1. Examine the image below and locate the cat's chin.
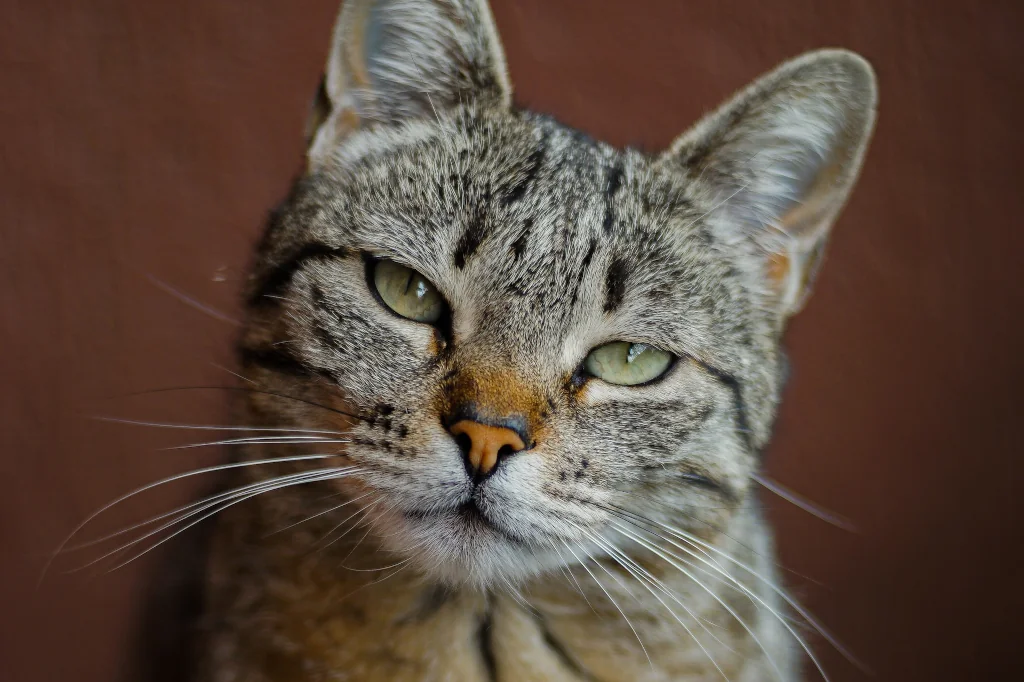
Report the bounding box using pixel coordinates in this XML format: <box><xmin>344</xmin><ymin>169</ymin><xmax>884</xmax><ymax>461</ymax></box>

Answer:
<box><xmin>367</xmin><ymin>500</ymin><xmax>560</xmax><ymax>588</ymax></box>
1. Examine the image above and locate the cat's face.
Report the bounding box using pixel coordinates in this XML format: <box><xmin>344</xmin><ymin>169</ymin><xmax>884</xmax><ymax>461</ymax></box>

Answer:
<box><xmin>240</xmin><ymin>0</ymin><xmax>875</xmax><ymax>587</ymax></box>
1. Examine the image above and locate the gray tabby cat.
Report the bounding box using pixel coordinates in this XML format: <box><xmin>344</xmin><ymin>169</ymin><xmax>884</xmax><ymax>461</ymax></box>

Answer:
<box><xmin>199</xmin><ymin>1</ymin><xmax>877</xmax><ymax>679</ymax></box>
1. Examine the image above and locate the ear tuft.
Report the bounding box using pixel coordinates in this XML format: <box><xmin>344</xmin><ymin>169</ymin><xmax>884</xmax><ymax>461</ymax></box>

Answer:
<box><xmin>661</xmin><ymin>49</ymin><xmax>877</xmax><ymax>318</ymax></box>
<box><xmin>309</xmin><ymin>0</ymin><xmax>511</xmax><ymax>167</ymax></box>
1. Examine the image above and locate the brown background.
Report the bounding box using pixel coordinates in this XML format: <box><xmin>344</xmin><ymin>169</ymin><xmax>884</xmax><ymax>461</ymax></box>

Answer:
<box><xmin>2</xmin><ymin>1</ymin><xmax>1022</xmax><ymax>680</ymax></box>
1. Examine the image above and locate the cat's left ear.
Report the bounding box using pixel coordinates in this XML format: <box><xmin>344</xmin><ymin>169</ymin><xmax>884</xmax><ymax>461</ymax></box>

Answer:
<box><xmin>659</xmin><ymin>50</ymin><xmax>877</xmax><ymax>319</ymax></box>
<box><xmin>307</xmin><ymin>0</ymin><xmax>511</xmax><ymax>167</ymax></box>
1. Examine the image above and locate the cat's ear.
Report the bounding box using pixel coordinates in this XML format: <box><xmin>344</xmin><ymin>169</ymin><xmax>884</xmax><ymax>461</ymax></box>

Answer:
<box><xmin>307</xmin><ymin>0</ymin><xmax>511</xmax><ymax>166</ymax></box>
<box><xmin>660</xmin><ymin>50</ymin><xmax>877</xmax><ymax>319</ymax></box>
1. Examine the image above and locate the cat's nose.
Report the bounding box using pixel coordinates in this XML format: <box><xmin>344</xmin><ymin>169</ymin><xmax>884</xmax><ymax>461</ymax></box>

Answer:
<box><xmin>448</xmin><ymin>419</ymin><xmax>527</xmax><ymax>480</ymax></box>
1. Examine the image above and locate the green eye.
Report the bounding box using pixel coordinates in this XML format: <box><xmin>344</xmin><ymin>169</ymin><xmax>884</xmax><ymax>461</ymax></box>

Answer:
<box><xmin>372</xmin><ymin>259</ymin><xmax>446</xmax><ymax>324</ymax></box>
<box><xmin>583</xmin><ymin>342</ymin><xmax>674</xmax><ymax>386</ymax></box>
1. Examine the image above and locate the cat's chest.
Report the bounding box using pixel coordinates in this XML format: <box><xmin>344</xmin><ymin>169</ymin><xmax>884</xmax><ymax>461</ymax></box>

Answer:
<box><xmin>218</xmin><ymin>555</ymin><xmax>781</xmax><ymax>682</ymax></box>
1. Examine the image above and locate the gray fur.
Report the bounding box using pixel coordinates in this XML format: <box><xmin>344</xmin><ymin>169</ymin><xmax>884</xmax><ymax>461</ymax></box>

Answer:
<box><xmin>203</xmin><ymin>1</ymin><xmax>877</xmax><ymax>679</ymax></box>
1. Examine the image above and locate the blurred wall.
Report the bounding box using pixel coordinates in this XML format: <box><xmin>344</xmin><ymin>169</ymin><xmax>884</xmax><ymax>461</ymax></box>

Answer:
<box><xmin>2</xmin><ymin>1</ymin><xmax>1021</xmax><ymax>680</ymax></box>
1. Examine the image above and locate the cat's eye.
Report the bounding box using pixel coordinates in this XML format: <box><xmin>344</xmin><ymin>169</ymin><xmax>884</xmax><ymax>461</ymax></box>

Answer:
<box><xmin>372</xmin><ymin>259</ymin><xmax>446</xmax><ymax>324</ymax></box>
<box><xmin>583</xmin><ymin>342</ymin><xmax>674</xmax><ymax>386</ymax></box>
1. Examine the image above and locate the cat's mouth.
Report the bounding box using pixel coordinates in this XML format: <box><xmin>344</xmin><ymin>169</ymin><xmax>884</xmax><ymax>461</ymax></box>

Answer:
<box><xmin>374</xmin><ymin>477</ymin><xmax>579</xmax><ymax>586</ymax></box>
<box><xmin>455</xmin><ymin>499</ymin><xmax>494</xmax><ymax>528</ymax></box>
<box><xmin>402</xmin><ymin>497</ymin><xmax>524</xmax><ymax>544</ymax></box>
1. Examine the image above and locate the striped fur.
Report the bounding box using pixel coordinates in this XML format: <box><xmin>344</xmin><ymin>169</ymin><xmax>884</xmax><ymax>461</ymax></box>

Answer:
<box><xmin>197</xmin><ymin>1</ymin><xmax>877</xmax><ymax>680</ymax></box>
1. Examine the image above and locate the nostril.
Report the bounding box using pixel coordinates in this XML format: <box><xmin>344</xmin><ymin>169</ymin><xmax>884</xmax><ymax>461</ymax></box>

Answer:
<box><xmin>496</xmin><ymin>444</ymin><xmax>516</xmax><ymax>460</ymax></box>
<box><xmin>454</xmin><ymin>432</ymin><xmax>472</xmax><ymax>457</ymax></box>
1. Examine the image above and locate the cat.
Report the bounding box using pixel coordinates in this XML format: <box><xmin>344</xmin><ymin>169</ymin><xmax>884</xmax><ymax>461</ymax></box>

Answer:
<box><xmin>193</xmin><ymin>1</ymin><xmax>877</xmax><ymax>680</ymax></box>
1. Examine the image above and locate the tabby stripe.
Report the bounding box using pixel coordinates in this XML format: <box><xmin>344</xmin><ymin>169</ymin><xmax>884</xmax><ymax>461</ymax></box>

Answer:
<box><xmin>601</xmin><ymin>160</ymin><xmax>624</xmax><ymax>234</ymax></box>
<box><xmin>398</xmin><ymin>586</ymin><xmax>450</xmax><ymax>625</ymax></box>
<box><xmin>569</xmin><ymin>236</ymin><xmax>599</xmax><ymax>308</ymax></box>
<box><xmin>692</xmin><ymin>360</ymin><xmax>755</xmax><ymax>455</ymax></box>
<box><xmin>602</xmin><ymin>256</ymin><xmax>628</xmax><ymax>313</ymax></box>
<box><xmin>237</xmin><ymin>345</ymin><xmax>312</xmax><ymax>379</ymax></box>
<box><xmin>510</xmin><ymin>218</ymin><xmax>532</xmax><ymax>260</ymax></box>
<box><xmin>453</xmin><ymin>209</ymin><xmax>489</xmax><ymax>269</ymax></box>
<box><xmin>501</xmin><ymin>128</ymin><xmax>549</xmax><ymax>207</ymax></box>
<box><xmin>477</xmin><ymin>612</ymin><xmax>498</xmax><ymax>682</ymax></box>
<box><xmin>250</xmin><ymin>243</ymin><xmax>350</xmax><ymax>304</ymax></box>
<box><xmin>535</xmin><ymin>615</ymin><xmax>600</xmax><ymax>681</ymax></box>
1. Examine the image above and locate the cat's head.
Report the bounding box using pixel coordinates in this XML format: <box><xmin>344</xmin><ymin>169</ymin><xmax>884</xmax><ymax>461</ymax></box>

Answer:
<box><xmin>240</xmin><ymin>0</ymin><xmax>876</xmax><ymax>587</ymax></box>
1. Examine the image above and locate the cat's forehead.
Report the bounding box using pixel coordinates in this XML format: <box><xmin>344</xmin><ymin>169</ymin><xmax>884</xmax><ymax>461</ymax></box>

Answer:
<box><xmin>313</xmin><ymin>108</ymin><xmax>738</xmax><ymax>354</ymax></box>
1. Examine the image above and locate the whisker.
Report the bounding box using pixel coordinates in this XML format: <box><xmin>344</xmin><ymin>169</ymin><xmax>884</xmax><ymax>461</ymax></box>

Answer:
<box><xmin>370</xmin><ymin>560</ymin><xmax>414</xmax><ymax>585</ymax></box>
<box><xmin>607</xmin><ymin>521</ymin><xmax>782</xmax><ymax>682</ymax></box>
<box><xmin>163</xmin><ymin>436</ymin><xmax>351</xmax><ymax>451</ymax></box>
<box><xmin>338</xmin><ymin>498</ymin><xmax>403</xmax><ymax>564</ymax></box>
<box><xmin>266</xmin><ymin>491</ymin><xmax>373</xmax><ymax>537</ymax></box>
<box><xmin>753</xmin><ymin>474</ymin><xmax>857</xmax><ymax>532</ymax></box>
<box><xmin>68</xmin><ymin>467</ymin><xmax>359</xmax><ymax>574</ymax></box>
<box><xmin>142</xmin><ymin>271</ymin><xmax>240</xmax><ymax>326</ymax></box>
<box><xmin>98</xmin><ymin>467</ymin><xmax>360</xmax><ymax>574</ymax></box>
<box><xmin>611</xmin><ymin>494</ymin><xmax>824</xmax><ymax>586</ymax></box>
<box><xmin>577</xmin><ymin>525</ymin><xmax>732</xmax><ymax>681</ymax></box>
<box><xmin>111</xmin><ymin>385</ymin><xmax>369</xmax><ymax>425</ymax></box>
<box><xmin>604</xmin><ymin>508</ymin><xmax>840</xmax><ymax>680</ymax></box>
<box><xmin>63</xmin><ymin>469</ymin><xmax>349</xmax><ymax>553</ymax></box>
<box><xmin>500</xmin><ymin>574</ymin><xmax>533</xmax><ymax>612</ymax></box>
<box><xmin>336</xmin><ymin>552</ymin><xmax>418</xmax><ymax>603</ymax></box>
<box><xmin>585</xmin><ymin>526</ymin><xmax>737</xmax><ymax>643</ymax></box>
<box><xmin>209</xmin><ymin>362</ymin><xmax>258</xmax><ymax>385</ymax></box>
<box><xmin>666</xmin><ymin>524</ymin><xmax>865</xmax><ymax>676</ymax></box>
<box><xmin>94</xmin><ymin>416</ymin><xmax>347</xmax><ymax>436</ymax></box>
<box><xmin>549</xmin><ymin>541</ymin><xmax>598</xmax><ymax>615</ymax></box>
<box><xmin>561</xmin><ymin>538</ymin><xmax>653</xmax><ymax>668</ymax></box>
<box><xmin>40</xmin><ymin>453</ymin><xmax>343</xmax><ymax>586</ymax></box>
<box><xmin>340</xmin><ymin>555</ymin><xmax>413</xmax><ymax>573</ymax></box>
<box><xmin>318</xmin><ymin>497</ymin><xmax>385</xmax><ymax>552</ymax></box>
<box><xmin>598</xmin><ymin>503</ymin><xmax>752</xmax><ymax>590</ymax></box>
<box><xmin>260</xmin><ymin>294</ymin><xmax>300</xmax><ymax>304</ymax></box>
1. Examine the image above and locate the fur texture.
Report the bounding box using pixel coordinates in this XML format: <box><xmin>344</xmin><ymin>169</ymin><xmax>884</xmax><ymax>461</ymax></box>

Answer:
<box><xmin>197</xmin><ymin>1</ymin><xmax>877</xmax><ymax>680</ymax></box>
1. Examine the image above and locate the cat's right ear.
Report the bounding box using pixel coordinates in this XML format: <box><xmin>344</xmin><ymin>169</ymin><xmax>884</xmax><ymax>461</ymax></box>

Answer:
<box><xmin>657</xmin><ymin>50</ymin><xmax>877</xmax><ymax>320</ymax></box>
<box><xmin>307</xmin><ymin>0</ymin><xmax>512</xmax><ymax>167</ymax></box>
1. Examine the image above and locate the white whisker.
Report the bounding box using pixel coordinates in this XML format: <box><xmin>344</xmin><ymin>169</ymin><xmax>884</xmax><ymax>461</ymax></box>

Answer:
<box><xmin>753</xmin><ymin>474</ymin><xmax>856</xmax><ymax>532</ymax></box>
<box><xmin>97</xmin><ymin>467</ymin><xmax>360</xmax><ymax>574</ymax></box>
<box><xmin>94</xmin><ymin>416</ymin><xmax>347</xmax><ymax>436</ymax></box>
<box><xmin>64</xmin><ymin>469</ymin><xmax>354</xmax><ymax>553</ymax></box>
<box><xmin>142</xmin><ymin>271</ymin><xmax>241</xmax><ymax>326</ymax></box>
<box><xmin>266</xmin><ymin>491</ymin><xmax>373</xmax><ymax>537</ymax></box>
<box><xmin>549</xmin><ymin>541</ymin><xmax>598</xmax><ymax>615</ymax></box>
<box><xmin>611</xmin><ymin>515</ymin><xmax>833</xmax><ymax>681</ymax></box>
<box><xmin>40</xmin><ymin>454</ymin><xmax>343</xmax><ymax>586</ymax></box>
<box><xmin>209</xmin><ymin>362</ymin><xmax>258</xmax><ymax>385</ymax></box>
<box><xmin>609</xmin><ymin>521</ymin><xmax>782</xmax><ymax>681</ymax></box>
<box><xmin>561</xmin><ymin>538</ymin><xmax>653</xmax><ymax>668</ymax></box>
<box><xmin>339</xmin><ymin>498</ymin><xmax>403</xmax><ymax>565</ymax></box>
<box><xmin>319</xmin><ymin>497</ymin><xmax>385</xmax><ymax>552</ymax></box>
<box><xmin>579</xmin><ymin>525</ymin><xmax>732</xmax><ymax>680</ymax></box>
<box><xmin>163</xmin><ymin>436</ymin><xmax>351</xmax><ymax>451</ymax></box>
<box><xmin>341</xmin><ymin>554</ymin><xmax>413</xmax><ymax>573</ymax></box>
<box><xmin>500</xmin><ymin>574</ymin><xmax>532</xmax><ymax>612</ymax></box>
<box><xmin>69</xmin><ymin>467</ymin><xmax>358</xmax><ymax>574</ymax></box>
<box><xmin>665</xmin><ymin>522</ymin><xmax>864</xmax><ymax>675</ymax></box>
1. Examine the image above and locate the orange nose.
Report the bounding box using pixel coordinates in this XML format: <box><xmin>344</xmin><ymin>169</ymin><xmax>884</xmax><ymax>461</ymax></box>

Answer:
<box><xmin>449</xmin><ymin>420</ymin><xmax>526</xmax><ymax>479</ymax></box>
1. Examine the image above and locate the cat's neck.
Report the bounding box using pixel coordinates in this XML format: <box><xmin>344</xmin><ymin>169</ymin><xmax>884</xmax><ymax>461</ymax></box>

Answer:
<box><xmin>201</xmin><ymin>489</ymin><xmax>792</xmax><ymax>681</ymax></box>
